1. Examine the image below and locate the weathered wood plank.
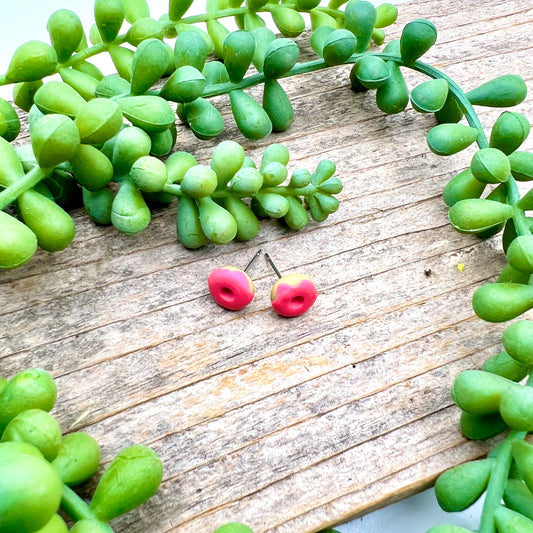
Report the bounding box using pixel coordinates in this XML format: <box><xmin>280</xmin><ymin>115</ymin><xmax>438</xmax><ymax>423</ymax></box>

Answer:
<box><xmin>1</xmin><ymin>0</ymin><xmax>533</xmax><ymax>532</ymax></box>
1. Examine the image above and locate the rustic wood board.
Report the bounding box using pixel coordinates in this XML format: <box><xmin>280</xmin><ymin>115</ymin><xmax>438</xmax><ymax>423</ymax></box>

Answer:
<box><xmin>2</xmin><ymin>0</ymin><xmax>533</xmax><ymax>531</ymax></box>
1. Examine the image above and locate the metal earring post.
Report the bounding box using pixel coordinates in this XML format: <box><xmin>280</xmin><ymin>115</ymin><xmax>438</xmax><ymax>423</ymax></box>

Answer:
<box><xmin>244</xmin><ymin>248</ymin><xmax>262</xmax><ymax>273</ymax></box>
<box><xmin>264</xmin><ymin>252</ymin><xmax>282</xmax><ymax>279</ymax></box>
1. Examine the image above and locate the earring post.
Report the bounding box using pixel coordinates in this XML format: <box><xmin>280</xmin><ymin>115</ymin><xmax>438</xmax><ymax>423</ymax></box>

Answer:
<box><xmin>264</xmin><ymin>252</ymin><xmax>282</xmax><ymax>279</ymax></box>
<box><xmin>244</xmin><ymin>248</ymin><xmax>262</xmax><ymax>272</ymax></box>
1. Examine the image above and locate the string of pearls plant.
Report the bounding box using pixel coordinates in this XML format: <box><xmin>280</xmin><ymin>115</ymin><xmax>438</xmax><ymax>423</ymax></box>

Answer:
<box><xmin>1</xmin><ymin>0</ymin><xmax>533</xmax><ymax>532</ymax></box>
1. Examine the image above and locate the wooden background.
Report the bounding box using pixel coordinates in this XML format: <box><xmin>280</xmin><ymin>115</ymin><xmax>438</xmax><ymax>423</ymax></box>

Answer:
<box><xmin>2</xmin><ymin>0</ymin><xmax>533</xmax><ymax>531</ymax></box>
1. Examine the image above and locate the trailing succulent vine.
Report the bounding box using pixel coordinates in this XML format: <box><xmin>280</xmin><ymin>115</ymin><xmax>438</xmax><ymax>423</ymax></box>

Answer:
<box><xmin>0</xmin><ymin>369</ymin><xmax>163</xmax><ymax>533</ymax></box>
<box><xmin>1</xmin><ymin>0</ymin><xmax>533</xmax><ymax>532</ymax></box>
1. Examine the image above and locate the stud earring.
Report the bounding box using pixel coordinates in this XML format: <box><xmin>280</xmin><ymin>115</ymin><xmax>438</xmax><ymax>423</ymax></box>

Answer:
<box><xmin>208</xmin><ymin>249</ymin><xmax>262</xmax><ymax>310</ymax></box>
<box><xmin>264</xmin><ymin>253</ymin><xmax>318</xmax><ymax>317</ymax></box>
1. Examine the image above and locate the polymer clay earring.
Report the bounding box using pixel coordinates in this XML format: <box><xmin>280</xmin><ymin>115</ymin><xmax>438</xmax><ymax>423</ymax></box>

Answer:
<box><xmin>208</xmin><ymin>249</ymin><xmax>261</xmax><ymax>310</ymax></box>
<box><xmin>265</xmin><ymin>253</ymin><xmax>318</xmax><ymax>317</ymax></box>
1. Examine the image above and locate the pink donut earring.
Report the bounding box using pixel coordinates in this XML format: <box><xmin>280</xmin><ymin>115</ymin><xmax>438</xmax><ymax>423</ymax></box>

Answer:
<box><xmin>265</xmin><ymin>253</ymin><xmax>318</xmax><ymax>317</ymax></box>
<box><xmin>208</xmin><ymin>249</ymin><xmax>261</xmax><ymax>310</ymax></box>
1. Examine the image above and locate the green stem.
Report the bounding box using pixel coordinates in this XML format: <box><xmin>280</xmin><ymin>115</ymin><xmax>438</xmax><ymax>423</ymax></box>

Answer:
<box><xmin>0</xmin><ymin>39</ymin><xmax>125</xmax><ymax>86</ymax></box>
<box><xmin>511</xmin><ymin>208</ymin><xmax>531</xmax><ymax>238</ymax></box>
<box><xmin>63</xmin><ymin>41</ymin><xmax>116</xmax><ymax>69</ymax></box>
<box><xmin>0</xmin><ymin>2</ymin><xmax>350</xmax><ymax>84</ymax></box>
<box><xmin>162</xmin><ymin>183</ymin><xmax>317</xmax><ymax>198</ymax></box>
<box><xmin>390</xmin><ymin>56</ymin><xmax>529</xmax><ymax>239</ymax></box>
<box><xmin>201</xmin><ymin>51</ymin><xmax>490</xmax><ymax>150</ymax></box>
<box><xmin>200</xmin><ymin>58</ymin><xmax>329</xmax><ymax>98</ymax></box>
<box><xmin>0</xmin><ymin>166</ymin><xmax>53</xmax><ymax>210</ymax></box>
<box><xmin>507</xmin><ymin>177</ymin><xmax>522</xmax><ymax>206</ymax></box>
<box><xmin>479</xmin><ymin>430</ymin><xmax>526</xmax><ymax>533</ymax></box>
<box><xmin>260</xmin><ymin>185</ymin><xmax>317</xmax><ymax>196</ymax></box>
<box><xmin>61</xmin><ymin>484</ymin><xmax>98</xmax><ymax>522</ymax></box>
<box><xmin>179</xmin><ymin>6</ymin><xmax>253</xmax><ymax>24</ymax></box>
<box><xmin>478</xmin><ymin>373</ymin><xmax>533</xmax><ymax>533</ymax></box>
<box><xmin>375</xmin><ymin>54</ymin><xmax>490</xmax><ymax>149</ymax></box>
<box><xmin>315</xmin><ymin>5</ymin><xmax>346</xmax><ymax>19</ymax></box>
<box><xmin>507</xmin><ymin>178</ymin><xmax>532</xmax><ymax>236</ymax></box>
<box><xmin>163</xmin><ymin>183</ymin><xmax>182</xmax><ymax>196</ymax></box>
<box><xmin>176</xmin><ymin>3</ymin><xmax>345</xmax><ymax>24</ymax></box>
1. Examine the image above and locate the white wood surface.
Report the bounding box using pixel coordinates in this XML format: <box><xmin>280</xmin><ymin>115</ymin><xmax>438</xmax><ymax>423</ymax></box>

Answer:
<box><xmin>1</xmin><ymin>0</ymin><xmax>533</xmax><ymax>531</ymax></box>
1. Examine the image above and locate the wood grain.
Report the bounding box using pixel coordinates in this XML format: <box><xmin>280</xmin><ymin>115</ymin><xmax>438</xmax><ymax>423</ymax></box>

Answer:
<box><xmin>1</xmin><ymin>0</ymin><xmax>533</xmax><ymax>531</ymax></box>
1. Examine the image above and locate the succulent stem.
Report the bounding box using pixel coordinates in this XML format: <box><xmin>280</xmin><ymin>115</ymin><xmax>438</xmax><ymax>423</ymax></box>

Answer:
<box><xmin>61</xmin><ymin>484</ymin><xmax>101</xmax><ymax>522</ymax></box>
<box><xmin>0</xmin><ymin>166</ymin><xmax>53</xmax><ymax>210</ymax></box>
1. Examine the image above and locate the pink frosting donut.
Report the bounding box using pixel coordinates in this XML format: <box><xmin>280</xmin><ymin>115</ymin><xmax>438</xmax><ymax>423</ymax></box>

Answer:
<box><xmin>208</xmin><ymin>267</ymin><xmax>255</xmax><ymax>310</ymax></box>
<box><xmin>270</xmin><ymin>273</ymin><xmax>318</xmax><ymax>317</ymax></box>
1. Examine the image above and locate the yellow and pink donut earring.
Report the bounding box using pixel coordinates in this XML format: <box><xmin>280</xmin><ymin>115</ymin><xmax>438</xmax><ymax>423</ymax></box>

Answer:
<box><xmin>265</xmin><ymin>253</ymin><xmax>318</xmax><ymax>317</ymax></box>
<box><xmin>208</xmin><ymin>249</ymin><xmax>261</xmax><ymax>311</ymax></box>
